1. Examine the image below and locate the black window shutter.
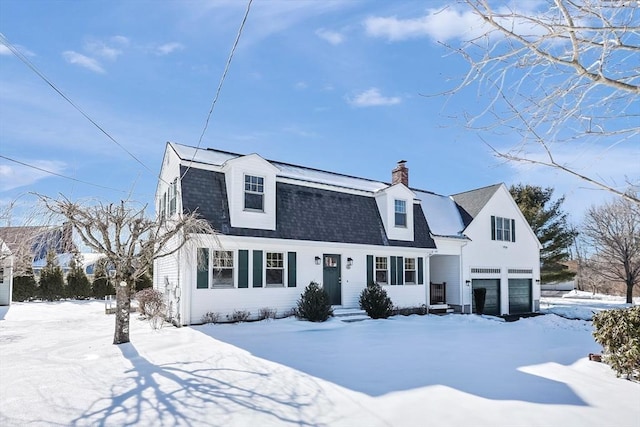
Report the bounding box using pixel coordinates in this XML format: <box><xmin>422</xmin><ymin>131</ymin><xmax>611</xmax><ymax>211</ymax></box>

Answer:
<box><xmin>196</xmin><ymin>248</ymin><xmax>209</xmax><ymax>289</ymax></box>
<box><xmin>511</xmin><ymin>219</ymin><xmax>516</xmax><ymax>242</ymax></box>
<box><xmin>390</xmin><ymin>256</ymin><xmax>397</xmax><ymax>285</ymax></box>
<box><xmin>252</xmin><ymin>250</ymin><xmax>263</xmax><ymax>288</ymax></box>
<box><xmin>366</xmin><ymin>255</ymin><xmax>373</xmax><ymax>285</ymax></box>
<box><xmin>418</xmin><ymin>257</ymin><xmax>424</xmax><ymax>285</ymax></box>
<box><xmin>287</xmin><ymin>252</ymin><xmax>297</xmax><ymax>287</ymax></box>
<box><xmin>238</xmin><ymin>250</ymin><xmax>248</xmax><ymax>288</ymax></box>
<box><xmin>491</xmin><ymin>215</ymin><xmax>496</xmax><ymax>240</ymax></box>
<box><xmin>397</xmin><ymin>256</ymin><xmax>404</xmax><ymax>285</ymax></box>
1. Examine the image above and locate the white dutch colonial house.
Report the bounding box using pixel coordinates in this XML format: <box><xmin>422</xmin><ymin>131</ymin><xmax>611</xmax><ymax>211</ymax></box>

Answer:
<box><xmin>154</xmin><ymin>142</ymin><xmax>541</xmax><ymax>325</ymax></box>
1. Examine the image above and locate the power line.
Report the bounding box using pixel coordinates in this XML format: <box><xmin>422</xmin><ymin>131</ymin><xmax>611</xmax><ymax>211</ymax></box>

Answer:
<box><xmin>0</xmin><ymin>33</ymin><xmax>168</xmax><ymax>187</ymax></box>
<box><xmin>0</xmin><ymin>154</ymin><xmax>129</xmax><ymax>193</ymax></box>
<box><xmin>180</xmin><ymin>0</ymin><xmax>253</xmax><ymax>181</ymax></box>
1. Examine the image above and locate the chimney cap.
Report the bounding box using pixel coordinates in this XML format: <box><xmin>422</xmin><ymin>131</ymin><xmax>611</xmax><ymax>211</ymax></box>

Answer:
<box><xmin>397</xmin><ymin>160</ymin><xmax>407</xmax><ymax>165</ymax></box>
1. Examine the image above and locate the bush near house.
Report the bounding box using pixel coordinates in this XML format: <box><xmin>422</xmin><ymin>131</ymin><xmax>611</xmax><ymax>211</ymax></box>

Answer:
<box><xmin>11</xmin><ymin>275</ymin><xmax>38</xmax><ymax>302</ymax></box>
<box><xmin>296</xmin><ymin>281</ymin><xmax>333</xmax><ymax>322</ymax></box>
<box><xmin>359</xmin><ymin>282</ymin><xmax>394</xmax><ymax>319</ymax></box>
<box><xmin>593</xmin><ymin>306</ymin><xmax>640</xmax><ymax>381</ymax></box>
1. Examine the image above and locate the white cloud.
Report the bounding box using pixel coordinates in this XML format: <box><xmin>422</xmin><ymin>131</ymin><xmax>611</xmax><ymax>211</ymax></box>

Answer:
<box><xmin>348</xmin><ymin>88</ymin><xmax>401</xmax><ymax>107</ymax></box>
<box><xmin>0</xmin><ymin>159</ymin><xmax>67</xmax><ymax>191</ymax></box>
<box><xmin>0</xmin><ymin>45</ymin><xmax>11</xmax><ymax>55</ymax></box>
<box><xmin>315</xmin><ymin>28</ymin><xmax>344</xmax><ymax>45</ymax></box>
<box><xmin>294</xmin><ymin>81</ymin><xmax>308</xmax><ymax>90</ymax></box>
<box><xmin>364</xmin><ymin>4</ymin><xmax>548</xmax><ymax>42</ymax></box>
<box><xmin>84</xmin><ymin>36</ymin><xmax>129</xmax><ymax>60</ymax></box>
<box><xmin>156</xmin><ymin>42</ymin><xmax>184</xmax><ymax>55</ymax></box>
<box><xmin>364</xmin><ymin>8</ymin><xmax>485</xmax><ymax>42</ymax></box>
<box><xmin>62</xmin><ymin>51</ymin><xmax>105</xmax><ymax>73</ymax></box>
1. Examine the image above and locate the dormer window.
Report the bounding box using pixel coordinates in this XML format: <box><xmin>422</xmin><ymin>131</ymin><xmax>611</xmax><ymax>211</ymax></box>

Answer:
<box><xmin>394</xmin><ymin>199</ymin><xmax>407</xmax><ymax>227</ymax></box>
<box><xmin>244</xmin><ymin>175</ymin><xmax>264</xmax><ymax>211</ymax></box>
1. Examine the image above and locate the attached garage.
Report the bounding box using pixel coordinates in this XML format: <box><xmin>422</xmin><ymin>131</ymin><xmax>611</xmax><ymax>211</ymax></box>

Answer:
<box><xmin>472</xmin><ymin>279</ymin><xmax>500</xmax><ymax>316</ymax></box>
<box><xmin>508</xmin><ymin>279</ymin><xmax>532</xmax><ymax>314</ymax></box>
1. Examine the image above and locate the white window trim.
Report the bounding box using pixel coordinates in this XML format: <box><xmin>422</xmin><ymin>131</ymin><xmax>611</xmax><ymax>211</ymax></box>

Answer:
<box><xmin>243</xmin><ymin>174</ymin><xmax>265</xmax><ymax>212</ymax></box>
<box><xmin>265</xmin><ymin>251</ymin><xmax>285</xmax><ymax>287</ymax></box>
<box><xmin>404</xmin><ymin>257</ymin><xmax>416</xmax><ymax>284</ymax></box>
<box><xmin>211</xmin><ymin>250</ymin><xmax>234</xmax><ymax>289</ymax></box>
<box><xmin>394</xmin><ymin>199</ymin><xmax>407</xmax><ymax>228</ymax></box>
<box><xmin>375</xmin><ymin>256</ymin><xmax>388</xmax><ymax>284</ymax></box>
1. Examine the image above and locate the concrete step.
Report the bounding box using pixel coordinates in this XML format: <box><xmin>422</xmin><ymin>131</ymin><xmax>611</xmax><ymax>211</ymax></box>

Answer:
<box><xmin>333</xmin><ymin>307</ymin><xmax>370</xmax><ymax>322</ymax></box>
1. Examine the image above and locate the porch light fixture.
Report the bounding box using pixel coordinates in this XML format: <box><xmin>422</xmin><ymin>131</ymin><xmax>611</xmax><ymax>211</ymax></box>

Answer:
<box><xmin>315</xmin><ymin>256</ymin><xmax>321</xmax><ymax>265</ymax></box>
<box><xmin>465</xmin><ymin>280</ymin><xmax>471</xmax><ymax>285</ymax></box>
<box><xmin>346</xmin><ymin>257</ymin><xmax>353</xmax><ymax>269</ymax></box>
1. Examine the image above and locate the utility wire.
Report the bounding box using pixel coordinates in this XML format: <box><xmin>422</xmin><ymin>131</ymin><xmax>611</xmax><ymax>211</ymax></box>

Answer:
<box><xmin>180</xmin><ymin>0</ymin><xmax>253</xmax><ymax>181</ymax></box>
<box><xmin>0</xmin><ymin>33</ymin><xmax>168</xmax><ymax>186</ymax></box>
<box><xmin>0</xmin><ymin>154</ymin><xmax>129</xmax><ymax>193</ymax></box>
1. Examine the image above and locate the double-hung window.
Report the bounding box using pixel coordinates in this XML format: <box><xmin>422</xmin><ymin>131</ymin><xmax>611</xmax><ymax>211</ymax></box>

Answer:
<box><xmin>375</xmin><ymin>256</ymin><xmax>388</xmax><ymax>284</ymax></box>
<box><xmin>394</xmin><ymin>199</ymin><xmax>407</xmax><ymax>227</ymax></box>
<box><xmin>492</xmin><ymin>216</ymin><xmax>515</xmax><ymax>242</ymax></box>
<box><xmin>212</xmin><ymin>251</ymin><xmax>234</xmax><ymax>288</ymax></box>
<box><xmin>404</xmin><ymin>258</ymin><xmax>416</xmax><ymax>284</ymax></box>
<box><xmin>244</xmin><ymin>175</ymin><xmax>264</xmax><ymax>211</ymax></box>
<box><xmin>266</xmin><ymin>252</ymin><xmax>284</xmax><ymax>286</ymax></box>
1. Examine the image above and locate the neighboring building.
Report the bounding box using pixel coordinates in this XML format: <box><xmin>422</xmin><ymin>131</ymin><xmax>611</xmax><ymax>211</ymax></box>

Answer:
<box><xmin>0</xmin><ymin>238</ymin><xmax>13</xmax><ymax>305</ymax></box>
<box><xmin>0</xmin><ymin>225</ymin><xmax>102</xmax><ymax>280</ymax></box>
<box><xmin>154</xmin><ymin>142</ymin><xmax>541</xmax><ymax>325</ymax></box>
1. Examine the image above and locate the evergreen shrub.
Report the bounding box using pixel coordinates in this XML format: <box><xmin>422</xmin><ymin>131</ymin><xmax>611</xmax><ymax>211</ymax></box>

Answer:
<box><xmin>359</xmin><ymin>282</ymin><xmax>394</xmax><ymax>319</ymax></box>
<box><xmin>12</xmin><ymin>275</ymin><xmax>38</xmax><ymax>302</ymax></box>
<box><xmin>593</xmin><ymin>306</ymin><xmax>640</xmax><ymax>381</ymax></box>
<box><xmin>296</xmin><ymin>281</ymin><xmax>333</xmax><ymax>322</ymax></box>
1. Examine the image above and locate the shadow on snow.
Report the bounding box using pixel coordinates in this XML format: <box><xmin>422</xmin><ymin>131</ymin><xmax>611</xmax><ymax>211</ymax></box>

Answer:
<box><xmin>198</xmin><ymin>315</ymin><xmax>596</xmax><ymax>405</ymax></box>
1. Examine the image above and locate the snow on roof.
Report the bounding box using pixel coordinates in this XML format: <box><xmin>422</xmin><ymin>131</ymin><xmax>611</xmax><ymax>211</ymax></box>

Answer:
<box><xmin>415</xmin><ymin>191</ymin><xmax>465</xmax><ymax>237</ymax></box>
<box><xmin>170</xmin><ymin>142</ymin><xmax>389</xmax><ymax>192</ymax></box>
<box><xmin>170</xmin><ymin>142</ymin><xmax>467</xmax><ymax>238</ymax></box>
<box><xmin>274</xmin><ymin>162</ymin><xmax>388</xmax><ymax>192</ymax></box>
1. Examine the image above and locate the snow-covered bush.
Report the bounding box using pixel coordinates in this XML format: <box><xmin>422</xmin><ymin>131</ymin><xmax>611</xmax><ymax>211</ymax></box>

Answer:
<box><xmin>592</xmin><ymin>306</ymin><xmax>640</xmax><ymax>381</ymax></box>
<box><xmin>228</xmin><ymin>310</ymin><xmax>250</xmax><ymax>323</ymax></box>
<box><xmin>296</xmin><ymin>282</ymin><xmax>333</xmax><ymax>322</ymax></box>
<box><xmin>134</xmin><ymin>288</ymin><xmax>166</xmax><ymax>329</ymax></box>
<box><xmin>201</xmin><ymin>312</ymin><xmax>220</xmax><ymax>324</ymax></box>
<box><xmin>258</xmin><ymin>307</ymin><xmax>277</xmax><ymax>320</ymax></box>
<box><xmin>359</xmin><ymin>282</ymin><xmax>393</xmax><ymax>319</ymax></box>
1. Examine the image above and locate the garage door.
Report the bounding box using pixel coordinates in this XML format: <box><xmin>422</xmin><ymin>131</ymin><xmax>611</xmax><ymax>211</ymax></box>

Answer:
<box><xmin>508</xmin><ymin>279</ymin><xmax>532</xmax><ymax>314</ymax></box>
<box><xmin>472</xmin><ymin>279</ymin><xmax>500</xmax><ymax>316</ymax></box>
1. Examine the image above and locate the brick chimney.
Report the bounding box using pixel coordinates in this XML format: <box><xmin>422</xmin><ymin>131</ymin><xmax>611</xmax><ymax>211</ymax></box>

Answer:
<box><xmin>391</xmin><ymin>160</ymin><xmax>409</xmax><ymax>187</ymax></box>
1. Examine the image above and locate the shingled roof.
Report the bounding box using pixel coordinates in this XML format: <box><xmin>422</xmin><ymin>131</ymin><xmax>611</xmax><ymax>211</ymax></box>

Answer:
<box><xmin>180</xmin><ymin>166</ymin><xmax>436</xmax><ymax>249</ymax></box>
<box><xmin>451</xmin><ymin>184</ymin><xmax>502</xmax><ymax>228</ymax></box>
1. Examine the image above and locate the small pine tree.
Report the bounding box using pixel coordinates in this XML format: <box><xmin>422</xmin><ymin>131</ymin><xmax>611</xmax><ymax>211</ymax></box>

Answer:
<box><xmin>66</xmin><ymin>257</ymin><xmax>92</xmax><ymax>299</ymax></box>
<box><xmin>38</xmin><ymin>250</ymin><xmax>65</xmax><ymax>301</ymax></box>
<box><xmin>296</xmin><ymin>281</ymin><xmax>333</xmax><ymax>322</ymax></box>
<box><xmin>92</xmin><ymin>259</ymin><xmax>115</xmax><ymax>299</ymax></box>
<box><xmin>135</xmin><ymin>274</ymin><xmax>153</xmax><ymax>292</ymax></box>
<box><xmin>359</xmin><ymin>282</ymin><xmax>394</xmax><ymax>319</ymax></box>
<box><xmin>12</xmin><ymin>271</ymin><xmax>38</xmax><ymax>302</ymax></box>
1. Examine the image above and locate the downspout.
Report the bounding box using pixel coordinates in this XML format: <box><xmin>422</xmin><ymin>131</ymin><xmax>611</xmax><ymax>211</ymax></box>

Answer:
<box><xmin>459</xmin><ymin>240</ymin><xmax>469</xmax><ymax>314</ymax></box>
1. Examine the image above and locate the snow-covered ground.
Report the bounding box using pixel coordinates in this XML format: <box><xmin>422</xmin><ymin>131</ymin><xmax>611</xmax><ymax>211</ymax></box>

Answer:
<box><xmin>542</xmin><ymin>289</ymin><xmax>640</xmax><ymax>320</ymax></box>
<box><xmin>1</xmin><ymin>297</ymin><xmax>638</xmax><ymax>427</ymax></box>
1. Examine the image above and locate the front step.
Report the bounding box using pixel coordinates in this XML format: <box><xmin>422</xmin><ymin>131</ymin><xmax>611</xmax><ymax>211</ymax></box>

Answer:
<box><xmin>332</xmin><ymin>307</ymin><xmax>370</xmax><ymax>322</ymax></box>
<box><xmin>428</xmin><ymin>304</ymin><xmax>454</xmax><ymax>314</ymax></box>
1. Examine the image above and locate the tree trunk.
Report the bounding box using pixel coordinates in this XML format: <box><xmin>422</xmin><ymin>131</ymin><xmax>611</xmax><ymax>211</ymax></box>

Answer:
<box><xmin>113</xmin><ymin>280</ymin><xmax>131</xmax><ymax>345</ymax></box>
<box><xmin>626</xmin><ymin>282</ymin><xmax>634</xmax><ymax>305</ymax></box>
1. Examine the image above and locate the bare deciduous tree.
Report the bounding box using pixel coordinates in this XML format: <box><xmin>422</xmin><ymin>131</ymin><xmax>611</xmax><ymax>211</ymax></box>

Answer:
<box><xmin>444</xmin><ymin>0</ymin><xmax>639</xmax><ymax>203</ymax></box>
<box><xmin>582</xmin><ymin>194</ymin><xmax>640</xmax><ymax>303</ymax></box>
<box><xmin>40</xmin><ymin>196</ymin><xmax>214</xmax><ymax>345</ymax></box>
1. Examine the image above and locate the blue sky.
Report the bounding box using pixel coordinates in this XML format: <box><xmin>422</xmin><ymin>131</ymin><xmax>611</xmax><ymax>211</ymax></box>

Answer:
<box><xmin>1</xmin><ymin>0</ymin><xmax>637</xmax><ymax>226</ymax></box>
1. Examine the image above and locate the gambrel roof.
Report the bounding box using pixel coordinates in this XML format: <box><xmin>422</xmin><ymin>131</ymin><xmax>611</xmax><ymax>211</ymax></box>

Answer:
<box><xmin>180</xmin><ymin>166</ymin><xmax>436</xmax><ymax>248</ymax></box>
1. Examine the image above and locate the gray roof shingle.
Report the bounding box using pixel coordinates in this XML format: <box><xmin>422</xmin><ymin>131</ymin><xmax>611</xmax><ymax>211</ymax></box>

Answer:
<box><xmin>451</xmin><ymin>184</ymin><xmax>501</xmax><ymax>228</ymax></box>
<box><xmin>180</xmin><ymin>166</ymin><xmax>436</xmax><ymax>249</ymax></box>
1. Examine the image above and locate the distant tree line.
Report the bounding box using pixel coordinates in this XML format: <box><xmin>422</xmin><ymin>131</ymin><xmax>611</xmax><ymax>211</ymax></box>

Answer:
<box><xmin>11</xmin><ymin>251</ymin><xmax>152</xmax><ymax>302</ymax></box>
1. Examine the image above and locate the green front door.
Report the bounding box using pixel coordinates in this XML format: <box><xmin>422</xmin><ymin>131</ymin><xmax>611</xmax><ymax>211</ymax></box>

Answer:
<box><xmin>472</xmin><ymin>279</ymin><xmax>500</xmax><ymax>315</ymax></box>
<box><xmin>323</xmin><ymin>254</ymin><xmax>341</xmax><ymax>305</ymax></box>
